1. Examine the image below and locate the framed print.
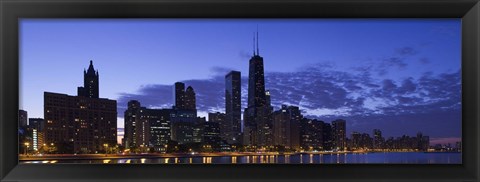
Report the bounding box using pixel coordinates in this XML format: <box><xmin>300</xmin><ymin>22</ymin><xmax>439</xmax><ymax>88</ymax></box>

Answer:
<box><xmin>1</xmin><ymin>0</ymin><xmax>479</xmax><ymax>181</ymax></box>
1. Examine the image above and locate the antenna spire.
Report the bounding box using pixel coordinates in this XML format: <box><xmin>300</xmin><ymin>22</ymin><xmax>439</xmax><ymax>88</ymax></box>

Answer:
<box><xmin>256</xmin><ymin>26</ymin><xmax>259</xmax><ymax>56</ymax></box>
<box><xmin>253</xmin><ymin>32</ymin><xmax>256</xmax><ymax>56</ymax></box>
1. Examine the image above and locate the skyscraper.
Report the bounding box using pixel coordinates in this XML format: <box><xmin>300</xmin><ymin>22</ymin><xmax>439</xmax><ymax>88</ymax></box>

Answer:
<box><xmin>243</xmin><ymin>30</ymin><xmax>273</xmax><ymax>147</ymax></box>
<box><xmin>272</xmin><ymin>105</ymin><xmax>301</xmax><ymax>149</ymax></box>
<box><xmin>299</xmin><ymin>118</ymin><xmax>324</xmax><ymax>150</ymax></box>
<box><xmin>173</xmin><ymin>82</ymin><xmax>186</xmax><ymax>109</ymax></box>
<box><xmin>322</xmin><ymin>123</ymin><xmax>333</xmax><ymax>151</ymax></box>
<box><xmin>124</xmin><ymin>100</ymin><xmax>141</xmax><ymax>149</ymax></box>
<box><xmin>77</xmin><ymin>60</ymin><xmax>99</xmax><ymax>98</ymax></box>
<box><xmin>18</xmin><ymin>110</ymin><xmax>28</xmax><ymax>128</ymax></box>
<box><xmin>184</xmin><ymin>86</ymin><xmax>196</xmax><ymax>110</ymax></box>
<box><xmin>28</xmin><ymin>118</ymin><xmax>45</xmax><ymax>151</ymax></box>
<box><xmin>45</xmin><ymin>61</ymin><xmax>117</xmax><ymax>154</ymax></box>
<box><xmin>373</xmin><ymin>129</ymin><xmax>384</xmax><ymax>149</ymax></box>
<box><xmin>209</xmin><ymin>112</ymin><xmax>229</xmax><ymax>143</ymax></box>
<box><xmin>332</xmin><ymin>119</ymin><xmax>347</xmax><ymax>151</ymax></box>
<box><xmin>225</xmin><ymin>70</ymin><xmax>241</xmax><ymax>144</ymax></box>
<box><xmin>124</xmin><ymin>100</ymin><xmax>173</xmax><ymax>152</ymax></box>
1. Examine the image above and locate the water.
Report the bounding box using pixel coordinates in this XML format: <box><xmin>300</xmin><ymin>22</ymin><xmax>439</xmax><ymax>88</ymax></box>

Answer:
<box><xmin>22</xmin><ymin>152</ymin><xmax>461</xmax><ymax>164</ymax></box>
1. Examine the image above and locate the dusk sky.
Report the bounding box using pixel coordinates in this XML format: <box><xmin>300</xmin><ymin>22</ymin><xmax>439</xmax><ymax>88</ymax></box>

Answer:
<box><xmin>20</xmin><ymin>19</ymin><xmax>461</xmax><ymax>145</ymax></box>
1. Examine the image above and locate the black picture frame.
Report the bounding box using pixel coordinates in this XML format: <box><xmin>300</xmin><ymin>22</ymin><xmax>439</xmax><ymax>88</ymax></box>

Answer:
<box><xmin>1</xmin><ymin>0</ymin><xmax>479</xmax><ymax>181</ymax></box>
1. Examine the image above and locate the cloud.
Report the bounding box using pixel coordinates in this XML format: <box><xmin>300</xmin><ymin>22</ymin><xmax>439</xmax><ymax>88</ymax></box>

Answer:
<box><xmin>396</xmin><ymin>46</ymin><xmax>418</xmax><ymax>56</ymax></box>
<box><xmin>117</xmin><ymin>64</ymin><xmax>460</xmax><ymax>125</ymax></box>
<box><xmin>419</xmin><ymin>57</ymin><xmax>430</xmax><ymax>64</ymax></box>
<box><xmin>115</xmin><ymin>47</ymin><xmax>461</xmax><ymax>139</ymax></box>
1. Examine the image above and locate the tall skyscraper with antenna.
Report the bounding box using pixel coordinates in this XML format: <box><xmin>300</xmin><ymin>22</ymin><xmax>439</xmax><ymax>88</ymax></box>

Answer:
<box><xmin>243</xmin><ymin>29</ymin><xmax>273</xmax><ymax>147</ymax></box>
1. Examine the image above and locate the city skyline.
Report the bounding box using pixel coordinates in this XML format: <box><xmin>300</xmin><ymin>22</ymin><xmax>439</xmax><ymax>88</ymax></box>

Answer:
<box><xmin>20</xmin><ymin>19</ymin><xmax>461</xmax><ymax>144</ymax></box>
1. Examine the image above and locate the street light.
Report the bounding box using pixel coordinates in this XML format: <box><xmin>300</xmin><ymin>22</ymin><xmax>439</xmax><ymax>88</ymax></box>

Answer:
<box><xmin>24</xmin><ymin>142</ymin><xmax>30</xmax><ymax>155</ymax></box>
<box><xmin>104</xmin><ymin>143</ymin><xmax>109</xmax><ymax>154</ymax></box>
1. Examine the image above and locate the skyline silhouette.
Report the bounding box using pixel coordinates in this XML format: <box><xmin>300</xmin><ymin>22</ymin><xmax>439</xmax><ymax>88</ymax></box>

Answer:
<box><xmin>20</xmin><ymin>19</ymin><xmax>461</xmax><ymax>144</ymax></box>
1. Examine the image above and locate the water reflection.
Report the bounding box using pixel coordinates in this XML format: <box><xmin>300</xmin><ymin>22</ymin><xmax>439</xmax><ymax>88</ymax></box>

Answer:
<box><xmin>21</xmin><ymin>152</ymin><xmax>461</xmax><ymax>164</ymax></box>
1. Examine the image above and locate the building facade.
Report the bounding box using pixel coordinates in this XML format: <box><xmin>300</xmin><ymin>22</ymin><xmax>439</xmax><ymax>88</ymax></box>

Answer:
<box><xmin>44</xmin><ymin>61</ymin><xmax>117</xmax><ymax>154</ymax></box>
<box><xmin>44</xmin><ymin>92</ymin><xmax>117</xmax><ymax>154</ymax></box>
<box><xmin>300</xmin><ymin>118</ymin><xmax>324</xmax><ymax>150</ymax></box>
<box><xmin>184</xmin><ymin>86</ymin><xmax>196</xmax><ymax>111</ymax></box>
<box><xmin>123</xmin><ymin>100</ymin><xmax>141</xmax><ymax>149</ymax></box>
<box><xmin>19</xmin><ymin>110</ymin><xmax>28</xmax><ymax>128</ymax></box>
<box><xmin>243</xmin><ymin>32</ymin><xmax>273</xmax><ymax>147</ymax></box>
<box><xmin>173</xmin><ymin>82</ymin><xmax>186</xmax><ymax>109</ymax></box>
<box><xmin>225</xmin><ymin>70</ymin><xmax>242</xmax><ymax>144</ymax></box>
<box><xmin>272</xmin><ymin>105</ymin><xmax>301</xmax><ymax>149</ymax></box>
<box><xmin>332</xmin><ymin>119</ymin><xmax>346</xmax><ymax>151</ymax></box>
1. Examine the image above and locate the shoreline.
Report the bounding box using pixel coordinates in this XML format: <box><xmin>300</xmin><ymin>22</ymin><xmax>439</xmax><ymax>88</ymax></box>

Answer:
<box><xmin>18</xmin><ymin>151</ymin><xmax>460</xmax><ymax>161</ymax></box>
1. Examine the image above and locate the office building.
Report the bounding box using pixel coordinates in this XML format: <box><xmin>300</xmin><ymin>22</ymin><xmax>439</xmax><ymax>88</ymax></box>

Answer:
<box><xmin>243</xmin><ymin>31</ymin><xmax>273</xmax><ymax>147</ymax></box>
<box><xmin>19</xmin><ymin>110</ymin><xmax>28</xmax><ymax>128</ymax></box>
<box><xmin>225</xmin><ymin>70</ymin><xmax>242</xmax><ymax>144</ymax></box>
<box><xmin>124</xmin><ymin>100</ymin><xmax>141</xmax><ymax>149</ymax></box>
<box><xmin>44</xmin><ymin>61</ymin><xmax>117</xmax><ymax>154</ymax></box>
<box><xmin>184</xmin><ymin>86</ymin><xmax>196</xmax><ymax>111</ymax></box>
<box><xmin>300</xmin><ymin>118</ymin><xmax>324</xmax><ymax>150</ymax></box>
<box><xmin>272</xmin><ymin>105</ymin><xmax>301</xmax><ymax>149</ymax></box>
<box><xmin>332</xmin><ymin>119</ymin><xmax>346</xmax><ymax>151</ymax></box>
<box><xmin>173</xmin><ymin>82</ymin><xmax>186</xmax><ymax>109</ymax></box>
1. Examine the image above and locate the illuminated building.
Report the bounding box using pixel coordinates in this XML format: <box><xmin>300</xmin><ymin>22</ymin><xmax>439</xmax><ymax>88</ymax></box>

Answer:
<box><xmin>272</xmin><ymin>105</ymin><xmax>301</xmax><ymax>149</ymax></box>
<box><xmin>44</xmin><ymin>61</ymin><xmax>117</xmax><ymax>154</ymax></box>
<box><xmin>124</xmin><ymin>100</ymin><xmax>141</xmax><ymax>149</ymax></box>
<box><xmin>243</xmin><ymin>30</ymin><xmax>273</xmax><ymax>147</ymax></box>
<box><xmin>300</xmin><ymin>118</ymin><xmax>324</xmax><ymax>150</ymax></box>
<box><xmin>332</xmin><ymin>119</ymin><xmax>346</xmax><ymax>151</ymax></box>
<box><xmin>225</xmin><ymin>70</ymin><xmax>242</xmax><ymax>144</ymax></box>
<box><xmin>184</xmin><ymin>86</ymin><xmax>196</xmax><ymax>111</ymax></box>
<box><xmin>373</xmin><ymin>129</ymin><xmax>384</xmax><ymax>149</ymax></box>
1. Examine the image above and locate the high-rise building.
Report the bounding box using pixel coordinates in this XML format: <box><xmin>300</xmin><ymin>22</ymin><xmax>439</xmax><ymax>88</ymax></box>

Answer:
<box><xmin>77</xmin><ymin>60</ymin><xmax>99</xmax><ymax>98</ymax></box>
<box><xmin>300</xmin><ymin>118</ymin><xmax>324</xmax><ymax>150</ymax></box>
<box><xmin>208</xmin><ymin>112</ymin><xmax>227</xmax><ymax>141</ymax></box>
<box><xmin>173</xmin><ymin>82</ymin><xmax>186</xmax><ymax>109</ymax></box>
<box><xmin>203</xmin><ymin>121</ymin><xmax>221</xmax><ymax>148</ymax></box>
<box><xmin>124</xmin><ymin>100</ymin><xmax>173</xmax><ymax>152</ymax></box>
<box><xmin>272</xmin><ymin>106</ymin><xmax>288</xmax><ymax>147</ymax></box>
<box><xmin>170</xmin><ymin>83</ymin><xmax>198</xmax><ymax>144</ymax></box>
<box><xmin>29</xmin><ymin>118</ymin><xmax>45</xmax><ymax>151</ymax></box>
<box><xmin>416</xmin><ymin>132</ymin><xmax>430</xmax><ymax>151</ymax></box>
<box><xmin>44</xmin><ymin>92</ymin><xmax>117</xmax><ymax>154</ymax></box>
<box><xmin>124</xmin><ymin>100</ymin><xmax>141</xmax><ymax>149</ymax></box>
<box><xmin>44</xmin><ymin>61</ymin><xmax>117</xmax><ymax>154</ymax></box>
<box><xmin>19</xmin><ymin>110</ymin><xmax>28</xmax><ymax>128</ymax></box>
<box><xmin>29</xmin><ymin>118</ymin><xmax>45</xmax><ymax>131</ymax></box>
<box><xmin>170</xmin><ymin>109</ymin><xmax>197</xmax><ymax>144</ymax></box>
<box><xmin>192</xmin><ymin>117</ymin><xmax>206</xmax><ymax>143</ymax></box>
<box><xmin>332</xmin><ymin>119</ymin><xmax>346</xmax><ymax>151</ymax></box>
<box><xmin>243</xmin><ymin>31</ymin><xmax>273</xmax><ymax>147</ymax></box>
<box><xmin>322</xmin><ymin>123</ymin><xmax>333</xmax><ymax>151</ymax></box>
<box><xmin>184</xmin><ymin>86</ymin><xmax>196</xmax><ymax>111</ymax></box>
<box><xmin>272</xmin><ymin>105</ymin><xmax>301</xmax><ymax>149</ymax></box>
<box><xmin>143</xmin><ymin>108</ymin><xmax>172</xmax><ymax>151</ymax></box>
<box><xmin>225</xmin><ymin>70</ymin><xmax>242</xmax><ymax>144</ymax></box>
<box><xmin>373</xmin><ymin>129</ymin><xmax>384</xmax><ymax>149</ymax></box>
<box><xmin>350</xmin><ymin>132</ymin><xmax>361</xmax><ymax>150</ymax></box>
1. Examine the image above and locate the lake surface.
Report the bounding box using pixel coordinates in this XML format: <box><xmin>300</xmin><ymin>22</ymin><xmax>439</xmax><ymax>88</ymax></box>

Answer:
<box><xmin>22</xmin><ymin>152</ymin><xmax>461</xmax><ymax>164</ymax></box>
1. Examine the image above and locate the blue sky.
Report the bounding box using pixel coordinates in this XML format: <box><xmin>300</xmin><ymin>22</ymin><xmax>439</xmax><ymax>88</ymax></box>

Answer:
<box><xmin>20</xmin><ymin>19</ymin><xmax>461</xmax><ymax>144</ymax></box>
